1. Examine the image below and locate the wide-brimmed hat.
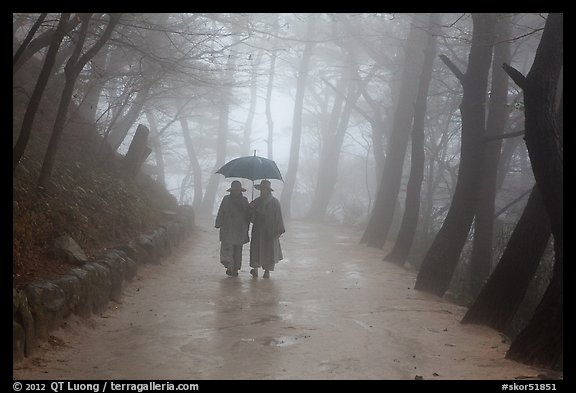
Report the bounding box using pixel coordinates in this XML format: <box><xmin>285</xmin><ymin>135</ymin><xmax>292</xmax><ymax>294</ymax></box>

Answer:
<box><xmin>227</xmin><ymin>180</ymin><xmax>246</xmax><ymax>192</ymax></box>
<box><xmin>254</xmin><ymin>179</ymin><xmax>274</xmax><ymax>191</ymax></box>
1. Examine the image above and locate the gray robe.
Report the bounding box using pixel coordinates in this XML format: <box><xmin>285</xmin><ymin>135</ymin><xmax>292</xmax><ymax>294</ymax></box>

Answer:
<box><xmin>249</xmin><ymin>194</ymin><xmax>285</xmax><ymax>271</ymax></box>
<box><xmin>215</xmin><ymin>194</ymin><xmax>250</xmax><ymax>245</ymax></box>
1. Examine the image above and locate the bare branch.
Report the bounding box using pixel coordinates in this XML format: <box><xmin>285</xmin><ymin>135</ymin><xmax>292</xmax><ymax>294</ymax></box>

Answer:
<box><xmin>502</xmin><ymin>62</ymin><xmax>527</xmax><ymax>90</ymax></box>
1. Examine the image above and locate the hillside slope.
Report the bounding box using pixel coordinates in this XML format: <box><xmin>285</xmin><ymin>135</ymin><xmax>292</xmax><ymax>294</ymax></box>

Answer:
<box><xmin>13</xmin><ymin>61</ymin><xmax>179</xmax><ymax>289</ymax></box>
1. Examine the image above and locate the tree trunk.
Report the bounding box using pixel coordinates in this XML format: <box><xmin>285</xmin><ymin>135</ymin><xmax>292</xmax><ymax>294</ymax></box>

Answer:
<box><xmin>503</xmin><ymin>13</ymin><xmax>563</xmax><ymax>369</ymax></box>
<box><xmin>13</xmin><ymin>14</ymin><xmax>81</xmax><ymax>74</ymax></box>
<box><xmin>309</xmin><ymin>71</ymin><xmax>362</xmax><ymax>221</ymax></box>
<box><xmin>180</xmin><ymin>118</ymin><xmax>203</xmax><ymax>212</ymax></box>
<box><xmin>123</xmin><ymin>124</ymin><xmax>151</xmax><ymax>179</ymax></box>
<box><xmin>384</xmin><ymin>13</ymin><xmax>439</xmax><ymax>265</ymax></box>
<box><xmin>414</xmin><ymin>13</ymin><xmax>496</xmax><ymax>297</ymax></box>
<box><xmin>360</xmin><ymin>14</ymin><xmax>428</xmax><ymax>248</ymax></box>
<box><xmin>105</xmin><ymin>83</ymin><xmax>152</xmax><ymax>152</ymax></box>
<box><xmin>265</xmin><ymin>14</ymin><xmax>280</xmax><ymax>160</ymax></box>
<box><xmin>241</xmin><ymin>51</ymin><xmax>262</xmax><ymax>156</ymax></box>
<box><xmin>13</xmin><ymin>13</ymin><xmax>71</xmax><ymax>175</ymax></box>
<box><xmin>145</xmin><ymin>111</ymin><xmax>165</xmax><ymax>186</ymax></box>
<box><xmin>38</xmin><ymin>14</ymin><xmax>120</xmax><ymax>189</ymax></box>
<box><xmin>469</xmin><ymin>14</ymin><xmax>511</xmax><ymax>296</ymax></box>
<box><xmin>13</xmin><ymin>13</ymin><xmax>47</xmax><ymax>71</ymax></box>
<box><xmin>461</xmin><ymin>186</ymin><xmax>551</xmax><ymax>331</ymax></box>
<box><xmin>280</xmin><ymin>14</ymin><xmax>316</xmax><ymax>219</ymax></box>
<box><xmin>201</xmin><ymin>43</ymin><xmax>237</xmax><ymax>216</ymax></box>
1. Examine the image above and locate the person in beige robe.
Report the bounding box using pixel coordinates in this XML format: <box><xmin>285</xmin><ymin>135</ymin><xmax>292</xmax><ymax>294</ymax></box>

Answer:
<box><xmin>249</xmin><ymin>180</ymin><xmax>285</xmax><ymax>279</ymax></box>
<box><xmin>215</xmin><ymin>180</ymin><xmax>250</xmax><ymax>276</ymax></box>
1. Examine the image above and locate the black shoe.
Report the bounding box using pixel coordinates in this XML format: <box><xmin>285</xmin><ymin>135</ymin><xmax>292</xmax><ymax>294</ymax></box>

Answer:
<box><xmin>263</xmin><ymin>270</ymin><xmax>270</xmax><ymax>279</ymax></box>
<box><xmin>250</xmin><ymin>268</ymin><xmax>258</xmax><ymax>278</ymax></box>
<box><xmin>226</xmin><ymin>268</ymin><xmax>233</xmax><ymax>276</ymax></box>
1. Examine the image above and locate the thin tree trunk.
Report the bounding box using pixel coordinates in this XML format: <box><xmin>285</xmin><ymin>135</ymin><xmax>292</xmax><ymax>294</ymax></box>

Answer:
<box><xmin>201</xmin><ymin>44</ymin><xmax>237</xmax><ymax>215</ymax></box>
<box><xmin>180</xmin><ymin>118</ymin><xmax>203</xmax><ymax>212</ymax></box>
<box><xmin>241</xmin><ymin>51</ymin><xmax>262</xmax><ymax>156</ymax></box>
<box><xmin>360</xmin><ymin>14</ymin><xmax>428</xmax><ymax>248</ymax></box>
<box><xmin>461</xmin><ymin>186</ymin><xmax>551</xmax><ymax>331</ymax></box>
<box><xmin>264</xmin><ymin>14</ymin><xmax>279</xmax><ymax>160</ymax></box>
<box><xmin>503</xmin><ymin>13</ymin><xmax>563</xmax><ymax>369</ymax></box>
<box><xmin>469</xmin><ymin>14</ymin><xmax>511</xmax><ymax>296</ymax></box>
<box><xmin>13</xmin><ymin>14</ymin><xmax>81</xmax><ymax>74</ymax></box>
<box><xmin>13</xmin><ymin>13</ymin><xmax>71</xmax><ymax>175</ymax></box>
<box><xmin>145</xmin><ymin>110</ymin><xmax>165</xmax><ymax>187</ymax></box>
<box><xmin>415</xmin><ymin>13</ymin><xmax>496</xmax><ymax>297</ymax></box>
<box><xmin>13</xmin><ymin>13</ymin><xmax>47</xmax><ymax>71</ymax></box>
<box><xmin>307</xmin><ymin>68</ymin><xmax>362</xmax><ymax>221</ymax></box>
<box><xmin>384</xmin><ymin>13</ymin><xmax>439</xmax><ymax>265</ymax></box>
<box><xmin>280</xmin><ymin>14</ymin><xmax>316</xmax><ymax>219</ymax></box>
<box><xmin>38</xmin><ymin>13</ymin><xmax>120</xmax><ymax>189</ymax></box>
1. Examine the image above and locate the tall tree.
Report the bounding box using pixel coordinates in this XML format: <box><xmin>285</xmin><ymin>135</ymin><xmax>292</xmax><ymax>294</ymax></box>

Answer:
<box><xmin>37</xmin><ymin>13</ymin><xmax>121</xmax><ymax>189</ymax></box>
<box><xmin>280</xmin><ymin>14</ymin><xmax>316</xmax><ymax>219</ymax></box>
<box><xmin>461</xmin><ymin>186</ymin><xmax>551</xmax><ymax>331</ymax></box>
<box><xmin>384</xmin><ymin>13</ymin><xmax>439</xmax><ymax>265</ymax></box>
<box><xmin>414</xmin><ymin>13</ymin><xmax>496</xmax><ymax>296</ymax></box>
<box><xmin>468</xmin><ymin>13</ymin><xmax>512</xmax><ymax>295</ymax></box>
<box><xmin>13</xmin><ymin>13</ymin><xmax>71</xmax><ymax>175</ymax></box>
<box><xmin>360</xmin><ymin>13</ymin><xmax>428</xmax><ymax>248</ymax></box>
<box><xmin>13</xmin><ymin>13</ymin><xmax>81</xmax><ymax>73</ymax></box>
<box><xmin>264</xmin><ymin>14</ymin><xmax>280</xmax><ymax>160</ymax></box>
<box><xmin>201</xmin><ymin>32</ymin><xmax>239</xmax><ymax>215</ymax></box>
<box><xmin>503</xmin><ymin>13</ymin><xmax>563</xmax><ymax>369</ymax></box>
<box><xmin>12</xmin><ymin>13</ymin><xmax>47</xmax><ymax>72</ymax></box>
<box><xmin>180</xmin><ymin>117</ymin><xmax>203</xmax><ymax>212</ymax></box>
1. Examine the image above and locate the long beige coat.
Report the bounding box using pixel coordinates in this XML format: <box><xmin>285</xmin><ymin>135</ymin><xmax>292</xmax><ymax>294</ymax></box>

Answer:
<box><xmin>249</xmin><ymin>194</ymin><xmax>285</xmax><ymax>271</ymax></box>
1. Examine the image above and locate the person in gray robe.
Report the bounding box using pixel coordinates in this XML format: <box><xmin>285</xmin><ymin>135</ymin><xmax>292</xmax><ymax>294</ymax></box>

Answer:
<box><xmin>249</xmin><ymin>179</ymin><xmax>285</xmax><ymax>279</ymax></box>
<box><xmin>215</xmin><ymin>180</ymin><xmax>250</xmax><ymax>276</ymax></box>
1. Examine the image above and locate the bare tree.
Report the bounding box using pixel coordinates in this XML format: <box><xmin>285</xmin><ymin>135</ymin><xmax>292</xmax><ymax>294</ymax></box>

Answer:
<box><xmin>415</xmin><ymin>13</ymin><xmax>496</xmax><ymax>297</ymax></box>
<box><xmin>38</xmin><ymin>13</ymin><xmax>121</xmax><ymax>189</ymax></box>
<box><xmin>384</xmin><ymin>13</ymin><xmax>439</xmax><ymax>265</ymax></box>
<box><xmin>280</xmin><ymin>14</ymin><xmax>316</xmax><ymax>219</ymax></box>
<box><xmin>360</xmin><ymin>14</ymin><xmax>428</xmax><ymax>248</ymax></box>
<box><xmin>13</xmin><ymin>13</ymin><xmax>71</xmax><ymax>175</ymax></box>
<box><xmin>503</xmin><ymin>13</ymin><xmax>562</xmax><ymax>369</ymax></box>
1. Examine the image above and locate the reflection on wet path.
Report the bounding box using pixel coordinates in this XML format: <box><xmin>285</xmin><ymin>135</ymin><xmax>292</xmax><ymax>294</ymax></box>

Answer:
<box><xmin>13</xmin><ymin>219</ymin><xmax>546</xmax><ymax>380</ymax></box>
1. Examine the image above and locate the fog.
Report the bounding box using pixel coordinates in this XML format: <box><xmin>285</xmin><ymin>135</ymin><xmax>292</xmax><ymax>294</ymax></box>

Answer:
<box><xmin>13</xmin><ymin>13</ymin><xmax>563</xmax><ymax>371</ymax></box>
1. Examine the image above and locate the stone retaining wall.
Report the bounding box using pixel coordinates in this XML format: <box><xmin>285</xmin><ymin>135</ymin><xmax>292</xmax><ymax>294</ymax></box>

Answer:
<box><xmin>13</xmin><ymin>205</ymin><xmax>195</xmax><ymax>363</ymax></box>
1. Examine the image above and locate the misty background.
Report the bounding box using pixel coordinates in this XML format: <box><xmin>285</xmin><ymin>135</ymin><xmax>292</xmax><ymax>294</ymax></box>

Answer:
<box><xmin>13</xmin><ymin>13</ymin><xmax>562</xmax><ymax>370</ymax></box>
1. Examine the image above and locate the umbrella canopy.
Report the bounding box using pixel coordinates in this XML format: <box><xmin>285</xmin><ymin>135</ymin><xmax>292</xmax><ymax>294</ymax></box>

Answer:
<box><xmin>216</xmin><ymin>155</ymin><xmax>283</xmax><ymax>182</ymax></box>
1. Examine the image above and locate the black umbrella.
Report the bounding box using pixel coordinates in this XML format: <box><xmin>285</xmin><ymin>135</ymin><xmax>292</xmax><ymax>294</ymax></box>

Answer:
<box><xmin>216</xmin><ymin>152</ymin><xmax>283</xmax><ymax>199</ymax></box>
<box><xmin>216</xmin><ymin>153</ymin><xmax>283</xmax><ymax>182</ymax></box>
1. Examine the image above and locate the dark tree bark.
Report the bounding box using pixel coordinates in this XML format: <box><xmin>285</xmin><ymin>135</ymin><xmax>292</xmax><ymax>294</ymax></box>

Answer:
<box><xmin>469</xmin><ymin>14</ymin><xmax>512</xmax><ymax>296</ymax></box>
<box><xmin>502</xmin><ymin>13</ymin><xmax>563</xmax><ymax>369</ymax></box>
<box><xmin>280</xmin><ymin>14</ymin><xmax>316</xmax><ymax>219</ymax></box>
<box><xmin>123</xmin><ymin>124</ymin><xmax>151</xmax><ymax>179</ymax></box>
<box><xmin>384</xmin><ymin>13</ymin><xmax>439</xmax><ymax>265</ymax></box>
<box><xmin>13</xmin><ymin>14</ymin><xmax>81</xmax><ymax>73</ymax></box>
<box><xmin>360</xmin><ymin>14</ymin><xmax>428</xmax><ymax>248</ymax></box>
<box><xmin>414</xmin><ymin>13</ymin><xmax>496</xmax><ymax>297</ymax></box>
<box><xmin>13</xmin><ymin>13</ymin><xmax>71</xmax><ymax>175</ymax></box>
<box><xmin>13</xmin><ymin>13</ymin><xmax>47</xmax><ymax>71</ymax></box>
<box><xmin>461</xmin><ymin>186</ymin><xmax>551</xmax><ymax>331</ymax></box>
<box><xmin>38</xmin><ymin>13</ymin><xmax>121</xmax><ymax>189</ymax></box>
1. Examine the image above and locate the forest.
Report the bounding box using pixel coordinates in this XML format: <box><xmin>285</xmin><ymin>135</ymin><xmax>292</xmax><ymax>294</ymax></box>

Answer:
<box><xmin>12</xmin><ymin>13</ymin><xmax>562</xmax><ymax>371</ymax></box>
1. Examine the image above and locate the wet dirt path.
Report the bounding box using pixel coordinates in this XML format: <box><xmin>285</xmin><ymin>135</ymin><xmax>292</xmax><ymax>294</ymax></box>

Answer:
<box><xmin>13</xmin><ymin>218</ymin><xmax>547</xmax><ymax>380</ymax></box>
